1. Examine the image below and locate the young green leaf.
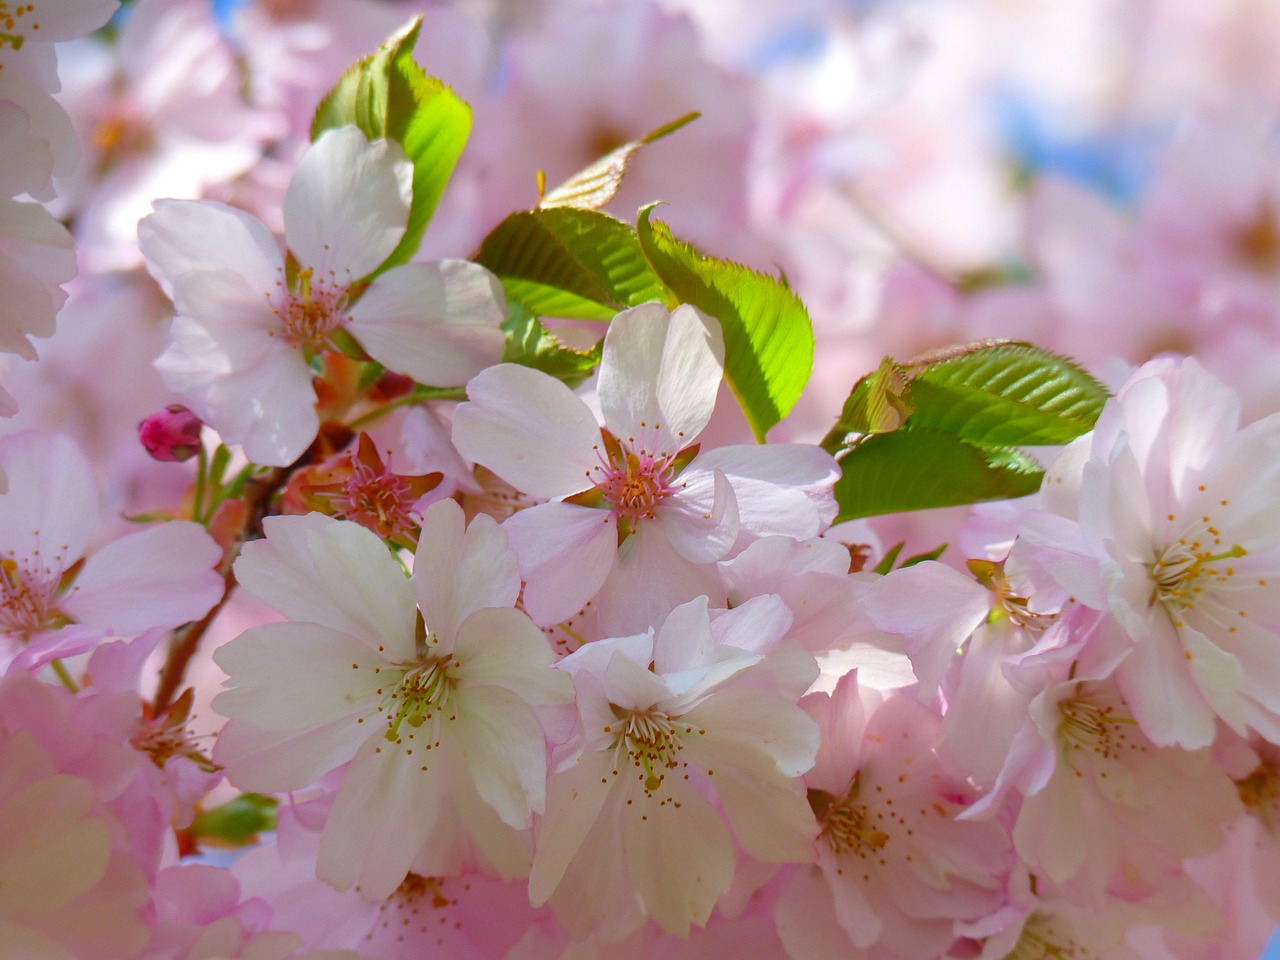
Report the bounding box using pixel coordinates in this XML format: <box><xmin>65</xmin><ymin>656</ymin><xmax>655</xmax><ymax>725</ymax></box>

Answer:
<box><xmin>822</xmin><ymin>355</ymin><xmax>914</xmax><ymax>453</ymax></box>
<box><xmin>311</xmin><ymin>17</ymin><xmax>471</xmax><ymax>275</ymax></box>
<box><xmin>635</xmin><ymin>204</ymin><xmax>813</xmax><ymax>441</ymax></box>
<box><xmin>501</xmin><ymin>301</ymin><xmax>603</xmax><ymax>386</ymax></box>
<box><xmin>904</xmin><ymin>341</ymin><xmax>1108</xmax><ymax>446</ymax></box>
<box><xmin>540</xmin><ymin>112</ymin><xmax>700</xmax><ymax>211</ymax></box>
<box><xmin>476</xmin><ymin>208</ymin><xmax>666</xmax><ymax>319</ymax></box>
<box><xmin>189</xmin><ymin>793</ymin><xmax>278</xmax><ymax>847</ymax></box>
<box><xmin>833</xmin><ymin>429</ymin><xmax>1043</xmax><ymax>521</ymax></box>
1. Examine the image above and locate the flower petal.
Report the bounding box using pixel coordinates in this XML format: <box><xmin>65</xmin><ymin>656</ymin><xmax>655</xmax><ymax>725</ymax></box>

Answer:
<box><xmin>138</xmin><ymin>199</ymin><xmax>281</xmax><ymax>298</ymax></box>
<box><xmin>346</xmin><ymin>261</ymin><xmax>506</xmax><ymax>387</ymax></box>
<box><xmin>283</xmin><ymin>126</ymin><xmax>412</xmax><ymax>280</ymax></box>
<box><xmin>501</xmin><ymin>502</ymin><xmax>617</xmax><ymax>628</ymax></box>
<box><xmin>62</xmin><ymin>521</ymin><xmax>222</xmax><ymax>634</ymax></box>
<box><xmin>598</xmin><ymin>302</ymin><xmax>724</xmax><ymax>456</ymax></box>
<box><xmin>452</xmin><ymin>364</ymin><xmax>602</xmax><ymax>500</ymax></box>
<box><xmin>0</xmin><ymin>431</ymin><xmax>96</xmax><ymax>573</ymax></box>
<box><xmin>413</xmin><ymin>500</ymin><xmax>520</xmax><ymax>646</ymax></box>
<box><xmin>233</xmin><ymin>513</ymin><xmax>416</xmax><ymax>658</ymax></box>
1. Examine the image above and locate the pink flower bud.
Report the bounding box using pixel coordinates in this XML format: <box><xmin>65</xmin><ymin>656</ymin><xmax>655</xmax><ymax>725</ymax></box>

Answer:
<box><xmin>139</xmin><ymin>404</ymin><xmax>204</xmax><ymax>462</ymax></box>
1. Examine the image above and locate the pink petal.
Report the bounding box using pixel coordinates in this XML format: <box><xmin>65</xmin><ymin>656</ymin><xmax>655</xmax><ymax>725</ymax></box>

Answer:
<box><xmin>283</xmin><ymin>127</ymin><xmax>412</xmax><ymax>281</ymax></box>
<box><xmin>0</xmin><ymin>431</ymin><xmax>96</xmax><ymax>573</ymax></box>
<box><xmin>501</xmin><ymin>502</ymin><xmax>617</xmax><ymax>627</ymax></box>
<box><xmin>346</xmin><ymin>261</ymin><xmax>506</xmax><ymax>387</ymax></box>
<box><xmin>62</xmin><ymin>521</ymin><xmax>222</xmax><ymax>634</ymax></box>
<box><xmin>452</xmin><ymin>364</ymin><xmax>602</xmax><ymax>499</ymax></box>
<box><xmin>598</xmin><ymin>302</ymin><xmax>724</xmax><ymax>456</ymax></box>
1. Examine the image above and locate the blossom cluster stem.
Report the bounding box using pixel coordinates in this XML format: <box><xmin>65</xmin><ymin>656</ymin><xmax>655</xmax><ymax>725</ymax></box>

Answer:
<box><xmin>152</xmin><ymin>466</ymin><xmax>289</xmax><ymax>714</ymax></box>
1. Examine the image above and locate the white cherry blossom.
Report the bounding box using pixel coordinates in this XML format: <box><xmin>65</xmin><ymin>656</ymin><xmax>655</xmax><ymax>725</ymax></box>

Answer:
<box><xmin>213</xmin><ymin>501</ymin><xmax>573</xmax><ymax>900</ymax></box>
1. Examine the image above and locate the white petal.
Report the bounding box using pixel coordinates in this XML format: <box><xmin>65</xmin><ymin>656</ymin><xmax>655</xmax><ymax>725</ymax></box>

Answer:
<box><xmin>318</xmin><ymin>737</ymin><xmax>443</xmax><ymax>899</ymax></box>
<box><xmin>452</xmin><ymin>684</ymin><xmax>548</xmax><ymax>828</ymax></box>
<box><xmin>527</xmin><ymin>751</ymin><xmax>615</xmax><ymax>906</ymax></box>
<box><xmin>452</xmin><ymin>364</ymin><xmax>601</xmax><ymax>500</ymax></box>
<box><xmin>682</xmin><ymin>444</ymin><xmax>839</xmax><ymax>540</ymax></box>
<box><xmin>413</xmin><ymin>500</ymin><xmax>519</xmax><ymax>645</ymax></box>
<box><xmin>501</xmin><ymin>502</ymin><xmax>617</xmax><ymax>627</ymax></box>
<box><xmin>451</xmin><ymin>607</ymin><xmax>571</xmax><ymax>706</ymax></box>
<box><xmin>233</xmin><ymin>513</ymin><xmax>416</xmax><ymax>658</ymax></box>
<box><xmin>212</xmin><ymin>715</ymin><xmax>370</xmax><ymax>794</ymax></box>
<box><xmin>862</xmin><ymin>561</ymin><xmax>991</xmax><ymax>696</ymax></box>
<box><xmin>621</xmin><ymin>777</ymin><xmax>734</xmax><ymax>936</ymax></box>
<box><xmin>284</xmin><ymin>126</ymin><xmax>412</xmax><ymax>280</ymax></box>
<box><xmin>61</xmin><ymin>521</ymin><xmax>222</xmax><ymax>633</ymax></box>
<box><xmin>138</xmin><ymin>199</ymin><xmax>281</xmax><ymax>298</ymax></box>
<box><xmin>599</xmin><ymin>302</ymin><xmax>723</xmax><ymax>456</ymax></box>
<box><xmin>212</xmin><ymin>622</ymin><xmax>388</xmax><ymax>732</ymax></box>
<box><xmin>346</xmin><ymin>261</ymin><xmax>506</xmax><ymax>387</ymax></box>
<box><xmin>1112</xmin><ymin>618</ymin><xmax>1218</xmax><ymax>749</ymax></box>
<box><xmin>0</xmin><ymin>431</ymin><xmax>96</xmax><ymax>573</ymax></box>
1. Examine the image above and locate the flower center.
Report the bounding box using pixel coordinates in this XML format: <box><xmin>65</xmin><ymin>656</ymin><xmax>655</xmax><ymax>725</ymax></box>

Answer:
<box><xmin>1150</xmin><ymin>532</ymin><xmax>1246</xmax><ymax>611</ymax></box>
<box><xmin>588</xmin><ymin>430</ymin><xmax>680</xmax><ymax>528</ymax></box>
<box><xmin>1237</xmin><ymin>757</ymin><xmax>1280</xmax><ymax>834</ymax></box>
<box><xmin>381</xmin><ymin>655</ymin><xmax>457</xmax><ymax>745</ymax></box>
<box><xmin>0</xmin><ymin>557</ymin><xmax>60</xmax><ymax>636</ymax></box>
<box><xmin>1057</xmin><ymin>694</ymin><xmax>1142</xmax><ymax>768</ymax></box>
<box><xmin>273</xmin><ymin>267</ymin><xmax>347</xmax><ymax>347</ymax></box>
<box><xmin>327</xmin><ymin>459</ymin><xmax>420</xmax><ymax>540</ymax></box>
<box><xmin>0</xmin><ymin>3</ymin><xmax>38</xmax><ymax>51</ymax></box>
<box><xmin>607</xmin><ymin>708</ymin><xmax>687</xmax><ymax>795</ymax></box>
<box><xmin>1005</xmin><ymin>913</ymin><xmax>1102</xmax><ymax>960</ymax></box>
<box><xmin>810</xmin><ymin>777</ymin><xmax>890</xmax><ymax>858</ymax></box>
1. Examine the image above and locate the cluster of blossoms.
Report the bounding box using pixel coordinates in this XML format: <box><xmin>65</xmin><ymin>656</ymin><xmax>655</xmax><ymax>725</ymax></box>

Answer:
<box><xmin>6</xmin><ymin>1</ymin><xmax>1280</xmax><ymax>960</ymax></box>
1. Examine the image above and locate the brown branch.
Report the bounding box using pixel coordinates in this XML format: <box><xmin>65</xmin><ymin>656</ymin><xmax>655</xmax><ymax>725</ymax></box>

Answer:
<box><xmin>151</xmin><ymin>467</ymin><xmax>289</xmax><ymax>714</ymax></box>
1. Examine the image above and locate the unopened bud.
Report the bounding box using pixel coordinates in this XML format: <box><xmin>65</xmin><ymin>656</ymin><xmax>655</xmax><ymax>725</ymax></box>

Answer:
<box><xmin>139</xmin><ymin>404</ymin><xmax>204</xmax><ymax>462</ymax></box>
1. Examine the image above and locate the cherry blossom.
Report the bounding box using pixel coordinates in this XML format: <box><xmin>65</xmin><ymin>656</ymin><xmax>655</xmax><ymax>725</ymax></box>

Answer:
<box><xmin>528</xmin><ymin>595</ymin><xmax>820</xmax><ymax>941</ymax></box>
<box><xmin>139</xmin><ymin>124</ymin><xmax>506</xmax><ymax>466</ymax></box>
<box><xmin>0</xmin><ymin>430</ymin><xmax>223</xmax><ymax>671</ymax></box>
<box><xmin>1016</xmin><ymin>357</ymin><xmax>1280</xmax><ymax>748</ymax></box>
<box><xmin>454</xmin><ymin>301</ymin><xmax>838</xmax><ymax>632</ymax></box>
<box><xmin>213</xmin><ymin>501</ymin><xmax>573</xmax><ymax>900</ymax></box>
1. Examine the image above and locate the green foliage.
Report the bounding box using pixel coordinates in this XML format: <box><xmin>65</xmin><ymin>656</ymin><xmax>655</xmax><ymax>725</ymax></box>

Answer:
<box><xmin>189</xmin><ymin>794</ymin><xmax>278</xmax><ymax>847</ymax></box>
<box><xmin>904</xmin><ymin>341</ymin><xmax>1107</xmax><ymax>446</ymax></box>
<box><xmin>834</xmin><ymin>429</ymin><xmax>1044</xmax><ymax>521</ymax></box>
<box><xmin>476</xmin><ymin>208</ymin><xmax>665</xmax><ymax>320</ymax></box>
<box><xmin>635</xmin><ymin>205</ymin><xmax>813</xmax><ymax>441</ymax></box>
<box><xmin>871</xmin><ymin>541</ymin><xmax>949</xmax><ymax>576</ymax></box>
<box><xmin>501</xmin><ymin>302</ymin><xmax>602</xmax><ymax>386</ymax></box>
<box><xmin>828</xmin><ymin>340</ymin><xmax>1108</xmax><ymax>520</ymax></box>
<box><xmin>312</xmin><ymin>17</ymin><xmax>471</xmax><ymax>276</ymax></box>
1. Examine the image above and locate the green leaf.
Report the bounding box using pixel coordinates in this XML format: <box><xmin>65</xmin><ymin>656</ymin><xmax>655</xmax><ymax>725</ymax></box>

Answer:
<box><xmin>540</xmin><ymin>112</ymin><xmax>700</xmax><ymax>211</ymax></box>
<box><xmin>476</xmin><ymin>208</ymin><xmax>666</xmax><ymax>319</ymax></box>
<box><xmin>501</xmin><ymin>302</ymin><xmax>602</xmax><ymax>385</ymax></box>
<box><xmin>311</xmin><ymin>17</ymin><xmax>471</xmax><ymax>275</ymax></box>
<box><xmin>904</xmin><ymin>341</ymin><xmax>1108</xmax><ymax>447</ymax></box>
<box><xmin>872</xmin><ymin>542</ymin><xmax>905</xmax><ymax>576</ymax></box>
<box><xmin>833</xmin><ymin>429</ymin><xmax>1043</xmax><ymax>521</ymax></box>
<box><xmin>822</xmin><ymin>356</ymin><xmax>914</xmax><ymax>453</ymax></box>
<box><xmin>635</xmin><ymin>205</ymin><xmax>813</xmax><ymax>441</ymax></box>
<box><xmin>189</xmin><ymin>794</ymin><xmax>278</xmax><ymax>846</ymax></box>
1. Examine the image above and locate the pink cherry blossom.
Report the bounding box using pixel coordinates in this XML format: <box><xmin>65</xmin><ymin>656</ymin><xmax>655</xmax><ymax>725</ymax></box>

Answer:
<box><xmin>776</xmin><ymin>673</ymin><xmax>1011</xmax><ymax>960</ymax></box>
<box><xmin>528</xmin><ymin>595</ymin><xmax>820</xmax><ymax>941</ymax></box>
<box><xmin>0</xmin><ymin>430</ymin><xmax>223</xmax><ymax>671</ymax></box>
<box><xmin>1016</xmin><ymin>356</ymin><xmax>1280</xmax><ymax>748</ymax></box>
<box><xmin>454</xmin><ymin>301</ymin><xmax>838</xmax><ymax>633</ymax></box>
<box><xmin>139</xmin><ymin>124</ymin><xmax>506</xmax><ymax>466</ymax></box>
